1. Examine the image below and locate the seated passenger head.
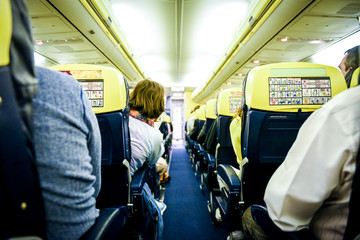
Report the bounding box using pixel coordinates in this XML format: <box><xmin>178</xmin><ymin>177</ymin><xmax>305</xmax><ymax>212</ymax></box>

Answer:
<box><xmin>339</xmin><ymin>45</ymin><xmax>359</xmax><ymax>77</ymax></box>
<box><xmin>129</xmin><ymin>79</ymin><xmax>165</xmax><ymax>119</ymax></box>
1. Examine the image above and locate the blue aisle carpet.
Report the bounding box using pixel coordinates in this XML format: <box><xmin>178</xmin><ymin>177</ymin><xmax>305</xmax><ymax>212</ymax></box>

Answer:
<box><xmin>162</xmin><ymin>144</ymin><xmax>228</xmax><ymax>240</ymax></box>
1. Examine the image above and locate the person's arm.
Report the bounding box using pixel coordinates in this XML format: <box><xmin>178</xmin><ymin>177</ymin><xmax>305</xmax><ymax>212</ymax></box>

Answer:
<box><xmin>147</xmin><ymin>129</ymin><xmax>165</xmax><ymax>165</ymax></box>
<box><xmin>229</xmin><ymin>116</ymin><xmax>242</xmax><ymax>166</ymax></box>
<box><xmin>264</xmin><ymin>106</ymin><xmax>351</xmax><ymax>231</ymax></box>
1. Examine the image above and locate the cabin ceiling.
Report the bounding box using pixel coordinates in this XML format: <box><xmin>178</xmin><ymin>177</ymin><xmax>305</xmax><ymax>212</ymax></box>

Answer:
<box><xmin>27</xmin><ymin>0</ymin><xmax>360</xmax><ymax>103</ymax></box>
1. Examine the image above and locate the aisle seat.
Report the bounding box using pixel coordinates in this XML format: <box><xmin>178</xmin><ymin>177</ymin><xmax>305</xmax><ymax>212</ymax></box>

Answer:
<box><xmin>216</xmin><ymin>62</ymin><xmax>348</xmax><ymax>233</ymax></box>
<box><xmin>0</xmin><ymin>1</ymin><xmax>131</xmax><ymax>239</ymax></box>
<box><xmin>192</xmin><ymin>105</ymin><xmax>207</xmax><ymax>172</ymax></box>
<box><xmin>0</xmin><ymin>0</ymin><xmax>46</xmax><ymax>237</ymax></box>
<box><xmin>205</xmin><ymin>88</ymin><xmax>242</xmax><ymax>223</ymax></box>
<box><xmin>160</xmin><ymin>113</ymin><xmax>172</xmax><ymax>162</ymax></box>
<box><xmin>199</xmin><ymin>99</ymin><xmax>217</xmax><ymax>189</ymax></box>
<box><xmin>205</xmin><ymin>99</ymin><xmax>217</xmax><ymax>133</ymax></box>
<box><xmin>189</xmin><ymin>108</ymin><xmax>201</xmax><ymax>166</ymax></box>
<box><xmin>50</xmin><ymin>64</ymin><xmax>157</xmax><ymax>239</ymax></box>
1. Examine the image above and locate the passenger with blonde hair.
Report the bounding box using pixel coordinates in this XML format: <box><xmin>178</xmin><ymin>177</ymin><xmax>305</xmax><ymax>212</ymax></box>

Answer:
<box><xmin>128</xmin><ymin>79</ymin><xmax>168</xmax><ymax>239</ymax></box>
<box><xmin>129</xmin><ymin>79</ymin><xmax>168</xmax><ymax>177</ymax></box>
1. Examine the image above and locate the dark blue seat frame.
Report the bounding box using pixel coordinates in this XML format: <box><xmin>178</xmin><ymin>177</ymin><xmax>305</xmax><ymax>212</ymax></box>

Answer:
<box><xmin>241</xmin><ymin>109</ymin><xmax>312</xmax><ymax>206</ymax></box>
<box><xmin>192</xmin><ymin>119</ymin><xmax>205</xmax><ymax>173</ymax></box>
<box><xmin>205</xmin><ymin>115</ymin><xmax>238</xmax><ymax>223</ymax></box>
<box><xmin>94</xmin><ymin>80</ymin><xmax>159</xmax><ymax>239</ymax></box>
<box><xmin>0</xmin><ymin>1</ymin><xmax>131</xmax><ymax>239</ymax></box>
<box><xmin>216</xmin><ymin>108</ymin><xmax>312</xmax><ymax>232</ymax></box>
<box><xmin>215</xmin><ymin>72</ymin><xmax>313</xmax><ymax>233</ymax></box>
<box><xmin>198</xmin><ymin>118</ymin><xmax>215</xmax><ymax>189</ymax></box>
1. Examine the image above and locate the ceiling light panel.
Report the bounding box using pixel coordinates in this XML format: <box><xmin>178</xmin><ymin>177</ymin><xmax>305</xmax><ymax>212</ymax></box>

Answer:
<box><xmin>110</xmin><ymin>0</ymin><xmax>250</xmax><ymax>88</ymax></box>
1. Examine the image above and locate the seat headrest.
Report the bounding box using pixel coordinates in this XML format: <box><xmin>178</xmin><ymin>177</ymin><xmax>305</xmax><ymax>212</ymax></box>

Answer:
<box><xmin>245</xmin><ymin>62</ymin><xmax>347</xmax><ymax>112</ymax></box>
<box><xmin>350</xmin><ymin>67</ymin><xmax>359</xmax><ymax>88</ymax></box>
<box><xmin>0</xmin><ymin>0</ymin><xmax>11</xmax><ymax>66</ymax></box>
<box><xmin>217</xmin><ymin>88</ymin><xmax>243</xmax><ymax>117</ymax></box>
<box><xmin>163</xmin><ymin>114</ymin><xmax>171</xmax><ymax>123</ymax></box>
<box><xmin>205</xmin><ymin>99</ymin><xmax>217</xmax><ymax>119</ymax></box>
<box><xmin>199</xmin><ymin>105</ymin><xmax>206</xmax><ymax>121</ymax></box>
<box><xmin>49</xmin><ymin>64</ymin><xmax>129</xmax><ymax>114</ymax></box>
<box><xmin>194</xmin><ymin>109</ymin><xmax>200</xmax><ymax>119</ymax></box>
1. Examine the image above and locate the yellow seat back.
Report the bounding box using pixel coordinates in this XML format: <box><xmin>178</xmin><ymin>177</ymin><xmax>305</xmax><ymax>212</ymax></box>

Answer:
<box><xmin>350</xmin><ymin>67</ymin><xmax>359</xmax><ymax>88</ymax></box>
<box><xmin>205</xmin><ymin>99</ymin><xmax>217</xmax><ymax>119</ymax></box>
<box><xmin>49</xmin><ymin>64</ymin><xmax>128</xmax><ymax>114</ymax></box>
<box><xmin>0</xmin><ymin>0</ymin><xmax>11</xmax><ymax>66</ymax></box>
<box><xmin>194</xmin><ymin>109</ymin><xmax>200</xmax><ymax>119</ymax></box>
<box><xmin>217</xmin><ymin>88</ymin><xmax>243</xmax><ymax>117</ymax></box>
<box><xmin>245</xmin><ymin>62</ymin><xmax>347</xmax><ymax>112</ymax></box>
<box><xmin>199</xmin><ymin>105</ymin><xmax>206</xmax><ymax>121</ymax></box>
<box><xmin>163</xmin><ymin>113</ymin><xmax>171</xmax><ymax>123</ymax></box>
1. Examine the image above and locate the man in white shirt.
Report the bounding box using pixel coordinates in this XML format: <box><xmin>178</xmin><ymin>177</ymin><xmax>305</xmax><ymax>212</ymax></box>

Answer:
<box><xmin>242</xmin><ymin>85</ymin><xmax>360</xmax><ymax>240</ymax></box>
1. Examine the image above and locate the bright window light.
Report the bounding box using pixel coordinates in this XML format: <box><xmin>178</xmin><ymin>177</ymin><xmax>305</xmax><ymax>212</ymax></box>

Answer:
<box><xmin>309</xmin><ymin>31</ymin><xmax>360</xmax><ymax>69</ymax></box>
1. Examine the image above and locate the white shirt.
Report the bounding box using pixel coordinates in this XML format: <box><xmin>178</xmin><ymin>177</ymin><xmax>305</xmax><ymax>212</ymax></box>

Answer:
<box><xmin>129</xmin><ymin>116</ymin><xmax>165</xmax><ymax>175</ymax></box>
<box><xmin>264</xmin><ymin>86</ymin><xmax>360</xmax><ymax>240</ymax></box>
<box><xmin>187</xmin><ymin>115</ymin><xmax>195</xmax><ymax>134</ymax></box>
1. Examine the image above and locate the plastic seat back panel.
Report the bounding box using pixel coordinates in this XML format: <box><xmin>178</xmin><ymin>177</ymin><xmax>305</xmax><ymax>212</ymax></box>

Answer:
<box><xmin>243</xmin><ymin>110</ymin><xmax>312</xmax><ymax>164</ymax></box>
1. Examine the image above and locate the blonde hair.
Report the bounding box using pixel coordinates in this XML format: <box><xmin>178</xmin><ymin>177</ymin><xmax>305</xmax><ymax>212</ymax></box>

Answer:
<box><xmin>233</xmin><ymin>107</ymin><xmax>243</xmax><ymax>120</ymax></box>
<box><xmin>129</xmin><ymin>79</ymin><xmax>165</xmax><ymax>119</ymax></box>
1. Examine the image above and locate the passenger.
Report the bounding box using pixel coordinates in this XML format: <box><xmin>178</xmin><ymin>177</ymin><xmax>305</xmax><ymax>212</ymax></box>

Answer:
<box><xmin>242</xmin><ymin>85</ymin><xmax>360</xmax><ymax>240</ymax></box>
<box><xmin>197</xmin><ymin>122</ymin><xmax>207</xmax><ymax>144</ymax></box>
<box><xmin>186</xmin><ymin>105</ymin><xmax>200</xmax><ymax>135</ymax></box>
<box><xmin>230</xmin><ymin>107</ymin><xmax>243</xmax><ymax>168</ymax></box>
<box><xmin>339</xmin><ymin>45</ymin><xmax>359</xmax><ymax>87</ymax></box>
<box><xmin>128</xmin><ymin>79</ymin><xmax>168</xmax><ymax>240</ymax></box>
<box><xmin>129</xmin><ymin>79</ymin><xmax>169</xmax><ymax>178</ymax></box>
<box><xmin>33</xmin><ymin>67</ymin><xmax>101</xmax><ymax>240</ymax></box>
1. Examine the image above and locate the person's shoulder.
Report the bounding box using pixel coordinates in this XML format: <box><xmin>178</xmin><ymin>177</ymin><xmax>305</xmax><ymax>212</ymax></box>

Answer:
<box><xmin>129</xmin><ymin>117</ymin><xmax>163</xmax><ymax>142</ymax></box>
<box><xmin>324</xmin><ymin>85</ymin><xmax>360</xmax><ymax>113</ymax></box>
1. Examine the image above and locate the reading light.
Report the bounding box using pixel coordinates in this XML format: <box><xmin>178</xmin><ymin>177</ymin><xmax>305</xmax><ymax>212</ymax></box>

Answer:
<box><xmin>253</xmin><ymin>60</ymin><xmax>260</xmax><ymax>64</ymax></box>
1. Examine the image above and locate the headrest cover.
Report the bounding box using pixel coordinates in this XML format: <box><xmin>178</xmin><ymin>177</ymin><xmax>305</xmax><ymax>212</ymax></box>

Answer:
<box><xmin>350</xmin><ymin>67</ymin><xmax>359</xmax><ymax>88</ymax></box>
<box><xmin>49</xmin><ymin>64</ymin><xmax>128</xmax><ymax>114</ymax></box>
<box><xmin>217</xmin><ymin>88</ymin><xmax>243</xmax><ymax>117</ymax></box>
<box><xmin>163</xmin><ymin>114</ymin><xmax>171</xmax><ymax>123</ymax></box>
<box><xmin>199</xmin><ymin>105</ymin><xmax>206</xmax><ymax>121</ymax></box>
<box><xmin>245</xmin><ymin>62</ymin><xmax>347</xmax><ymax>112</ymax></box>
<box><xmin>0</xmin><ymin>0</ymin><xmax>11</xmax><ymax>66</ymax></box>
<box><xmin>205</xmin><ymin>99</ymin><xmax>217</xmax><ymax>119</ymax></box>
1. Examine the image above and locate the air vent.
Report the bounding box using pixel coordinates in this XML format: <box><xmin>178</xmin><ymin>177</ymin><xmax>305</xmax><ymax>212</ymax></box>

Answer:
<box><xmin>336</xmin><ymin>3</ymin><xmax>360</xmax><ymax>15</ymax></box>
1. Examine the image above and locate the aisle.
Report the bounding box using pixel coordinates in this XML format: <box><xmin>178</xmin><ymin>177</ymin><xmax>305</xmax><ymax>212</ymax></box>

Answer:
<box><xmin>162</xmin><ymin>144</ymin><xmax>228</xmax><ymax>240</ymax></box>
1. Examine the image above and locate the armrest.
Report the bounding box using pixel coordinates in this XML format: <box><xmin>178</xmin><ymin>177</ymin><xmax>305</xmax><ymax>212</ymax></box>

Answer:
<box><xmin>131</xmin><ymin>165</ymin><xmax>150</xmax><ymax>194</ymax></box>
<box><xmin>217</xmin><ymin>164</ymin><xmax>241</xmax><ymax>192</ymax></box>
<box><xmin>81</xmin><ymin>206</ymin><xmax>128</xmax><ymax>240</ymax></box>
<box><xmin>251</xmin><ymin>205</ymin><xmax>316</xmax><ymax>240</ymax></box>
<box><xmin>205</xmin><ymin>153</ymin><xmax>216</xmax><ymax>167</ymax></box>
